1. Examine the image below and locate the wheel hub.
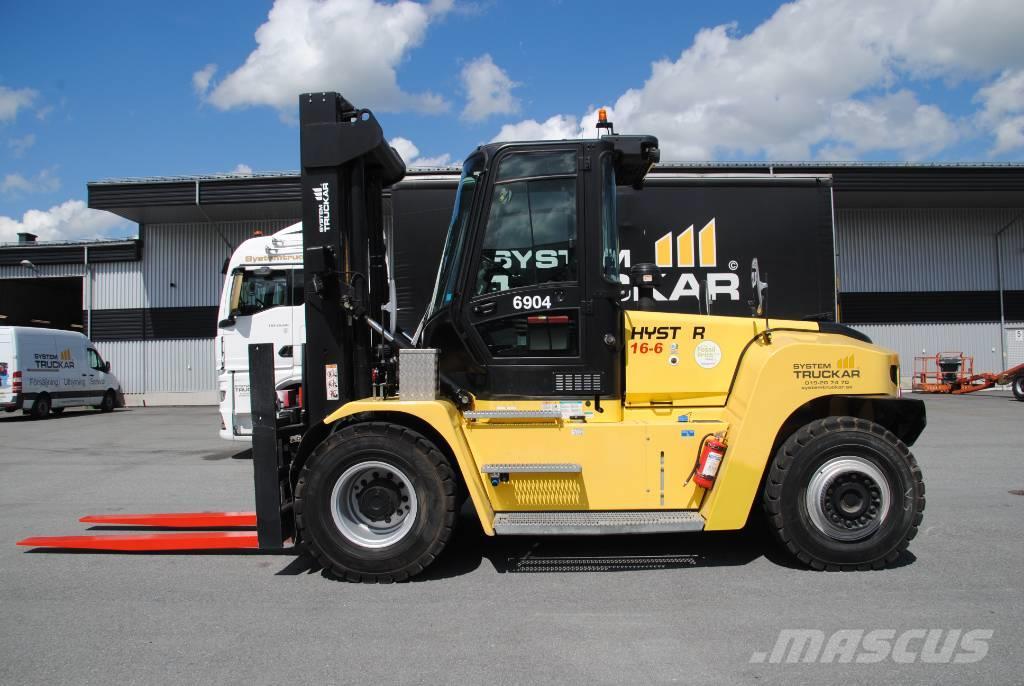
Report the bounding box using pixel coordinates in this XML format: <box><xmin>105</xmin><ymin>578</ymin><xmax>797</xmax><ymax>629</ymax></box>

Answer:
<box><xmin>329</xmin><ymin>460</ymin><xmax>418</xmax><ymax>548</ymax></box>
<box><xmin>806</xmin><ymin>456</ymin><xmax>891</xmax><ymax>542</ymax></box>
<box><xmin>822</xmin><ymin>472</ymin><xmax>881</xmax><ymax>531</ymax></box>
<box><xmin>356</xmin><ymin>479</ymin><xmax>401</xmax><ymax>521</ymax></box>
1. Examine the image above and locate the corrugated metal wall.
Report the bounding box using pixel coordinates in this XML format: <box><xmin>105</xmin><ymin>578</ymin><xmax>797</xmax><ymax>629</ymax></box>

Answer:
<box><xmin>94</xmin><ymin>339</ymin><xmax>218</xmax><ymax>394</ymax></box>
<box><xmin>853</xmin><ymin>321</ymin><xmax>1024</xmax><ymax>382</ymax></box>
<box><xmin>90</xmin><ymin>261</ymin><xmax>145</xmax><ymax>309</ymax></box>
<box><xmin>1</xmin><ymin>220</ymin><xmax>295</xmax><ymax>397</ymax></box>
<box><xmin>143</xmin><ymin>220</ymin><xmax>293</xmax><ymax>308</ymax></box>
<box><xmin>100</xmin><ymin>220</ymin><xmax>294</xmax><ymax>394</ymax></box>
<box><xmin>0</xmin><ymin>262</ymin><xmax>86</xmax><ymax>280</ymax></box>
<box><xmin>836</xmin><ymin>208</ymin><xmax>1024</xmax><ymax>292</ymax></box>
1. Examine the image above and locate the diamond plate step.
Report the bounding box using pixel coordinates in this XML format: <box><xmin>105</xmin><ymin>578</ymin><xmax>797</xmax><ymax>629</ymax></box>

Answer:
<box><xmin>481</xmin><ymin>463</ymin><xmax>581</xmax><ymax>474</ymax></box>
<box><xmin>492</xmin><ymin>511</ymin><xmax>705</xmax><ymax>535</ymax></box>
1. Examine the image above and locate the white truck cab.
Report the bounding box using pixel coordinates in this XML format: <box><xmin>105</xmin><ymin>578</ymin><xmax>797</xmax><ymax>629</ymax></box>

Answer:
<box><xmin>216</xmin><ymin>223</ymin><xmax>305</xmax><ymax>441</ymax></box>
<box><xmin>0</xmin><ymin>326</ymin><xmax>124</xmax><ymax>418</ymax></box>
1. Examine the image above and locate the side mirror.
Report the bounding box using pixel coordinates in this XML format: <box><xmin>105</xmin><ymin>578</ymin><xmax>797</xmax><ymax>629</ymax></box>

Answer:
<box><xmin>104</xmin><ymin>361</ymin><xmax>111</xmax><ymax>373</ymax></box>
<box><xmin>750</xmin><ymin>258</ymin><xmax>768</xmax><ymax>317</ymax></box>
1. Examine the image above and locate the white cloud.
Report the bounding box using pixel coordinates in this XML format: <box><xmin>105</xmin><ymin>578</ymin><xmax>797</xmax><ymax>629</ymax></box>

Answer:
<box><xmin>460</xmin><ymin>54</ymin><xmax>519</xmax><ymax>122</ymax></box>
<box><xmin>491</xmin><ymin>0</ymin><xmax>1024</xmax><ymax>160</ymax></box>
<box><xmin>1</xmin><ymin>168</ymin><xmax>60</xmax><ymax>196</ymax></box>
<box><xmin>389</xmin><ymin>136</ymin><xmax>452</xmax><ymax>167</ymax></box>
<box><xmin>8</xmin><ymin>133</ymin><xmax>36</xmax><ymax>157</ymax></box>
<box><xmin>825</xmin><ymin>91</ymin><xmax>959</xmax><ymax>160</ymax></box>
<box><xmin>491</xmin><ymin>114</ymin><xmax>584</xmax><ymax>143</ymax></box>
<box><xmin>0</xmin><ymin>200</ymin><xmax>132</xmax><ymax>243</ymax></box>
<box><xmin>0</xmin><ymin>85</ymin><xmax>38</xmax><ymax>123</ymax></box>
<box><xmin>193</xmin><ymin>64</ymin><xmax>218</xmax><ymax>96</ymax></box>
<box><xmin>975</xmin><ymin>68</ymin><xmax>1024</xmax><ymax>154</ymax></box>
<box><xmin>197</xmin><ymin>0</ymin><xmax>452</xmax><ymax>115</ymax></box>
<box><xmin>231</xmin><ymin>163</ymin><xmax>254</xmax><ymax>174</ymax></box>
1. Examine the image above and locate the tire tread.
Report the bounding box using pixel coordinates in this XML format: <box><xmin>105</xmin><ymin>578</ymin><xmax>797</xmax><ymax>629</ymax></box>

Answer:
<box><xmin>762</xmin><ymin>416</ymin><xmax>925</xmax><ymax>571</ymax></box>
<box><xmin>294</xmin><ymin>421</ymin><xmax>456</xmax><ymax>583</ymax></box>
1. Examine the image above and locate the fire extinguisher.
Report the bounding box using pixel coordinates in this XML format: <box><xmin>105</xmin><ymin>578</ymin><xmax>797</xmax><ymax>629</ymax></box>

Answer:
<box><xmin>694</xmin><ymin>434</ymin><xmax>727</xmax><ymax>490</ymax></box>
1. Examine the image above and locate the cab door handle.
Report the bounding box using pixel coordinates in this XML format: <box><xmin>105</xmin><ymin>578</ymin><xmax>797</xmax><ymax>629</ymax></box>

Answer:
<box><xmin>473</xmin><ymin>301</ymin><xmax>496</xmax><ymax>316</ymax></box>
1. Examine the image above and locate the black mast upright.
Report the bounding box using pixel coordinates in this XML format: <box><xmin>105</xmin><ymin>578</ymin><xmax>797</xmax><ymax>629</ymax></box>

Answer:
<box><xmin>298</xmin><ymin>92</ymin><xmax>405</xmax><ymax>426</ymax></box>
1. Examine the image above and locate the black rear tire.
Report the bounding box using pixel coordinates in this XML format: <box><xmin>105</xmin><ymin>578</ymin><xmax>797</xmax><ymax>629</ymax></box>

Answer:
<box><xmin>98</xmin><ymin>390</ymin><xmax>115</xmax><ymax>413</ymax></box>
<box><xmin>1013</xmin><ymin>377</ymin><xmax>1024</xmax><ymax>402</ymax></box>
<box><xmin>29</xmin><ymin>394</ymin><xmax>51</xmax><ymax>420</ymax></box>
<box><xmin>295</xmin><ymin>422</ymin><xmax>457</xmax><ymax>582</ymax></box>
<box><xmin>763</xmin><ymin>416</ymin><xmax>924</xmax><ymax>570</ymax></box>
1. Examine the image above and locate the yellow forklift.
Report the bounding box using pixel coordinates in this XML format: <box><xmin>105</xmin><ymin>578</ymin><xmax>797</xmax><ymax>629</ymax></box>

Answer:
<box><xmin>20</xmin><ymin>93</ymin><xmax>925</xmax><ymax>581</ymax></box>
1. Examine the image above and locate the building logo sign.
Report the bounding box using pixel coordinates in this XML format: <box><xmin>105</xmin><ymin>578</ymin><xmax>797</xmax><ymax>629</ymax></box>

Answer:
<box><xmin>620</xmin><ymin>218</ymin><xmax>741</xmax><ymax>304</ymax></box>
<box><xmin>313</xmin><ymin>182</ymin><xmax>331</xmax><ymax>233</ymax></box>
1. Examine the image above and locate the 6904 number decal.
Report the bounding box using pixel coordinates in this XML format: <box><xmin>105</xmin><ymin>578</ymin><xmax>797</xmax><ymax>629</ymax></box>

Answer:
<box><xmin>512</xmin><ymin>295</ymin><xmax>551</xmax><ymax>310</ymax></box>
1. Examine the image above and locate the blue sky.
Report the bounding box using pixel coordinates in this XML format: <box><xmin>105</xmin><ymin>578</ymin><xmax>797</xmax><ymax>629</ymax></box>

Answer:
<box><xmin>1</xmin><ymin>0</ymin><xmax>1022</xmax><ymax>241</ymax></box>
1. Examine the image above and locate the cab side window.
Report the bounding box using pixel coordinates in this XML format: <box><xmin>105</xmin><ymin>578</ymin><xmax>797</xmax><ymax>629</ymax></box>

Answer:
<box><xmin>475</xmin><ymin>151</ymin><xmax>577</xmax><ymax>295</ymax></box>
<box><xmin>88</xmin><ymin>348</ymin><xmax>105</xmax><ymax>372</ymax></box>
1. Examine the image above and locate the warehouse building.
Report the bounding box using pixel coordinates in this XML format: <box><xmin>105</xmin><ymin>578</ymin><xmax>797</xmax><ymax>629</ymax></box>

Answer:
<box><xmin>1</xmin><ymin>163</ymin><xmax>1021</xmax><ymax>404</ymax></box>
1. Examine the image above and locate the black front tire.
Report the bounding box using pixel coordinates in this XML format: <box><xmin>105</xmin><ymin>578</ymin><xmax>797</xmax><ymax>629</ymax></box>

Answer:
<box><xmin>1013</xmin><ymin>377</ymin><xmax>1024</xmax><ymax>402</ymax></box>
<box><xmin>29</xmin><ymin>394</ymin><xmax>51</xmax><ymax>420</ymax></box>
<box><xmin>98</xmin><ymin>390</ymin><xmax>116</xmax><ymax>413</ymax></box>
<box><xmin>295</xmin><ymin>422</ymin><xmax>457</xmax><ymax>582</ymax></box>
<box><xmin>763</xmin><ymin>416</ymin><xmax>925</xmax><ymax>570</ymax></box>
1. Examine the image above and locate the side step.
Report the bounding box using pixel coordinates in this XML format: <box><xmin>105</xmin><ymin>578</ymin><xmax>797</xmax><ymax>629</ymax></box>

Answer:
<box><xmin>492</xmin><ymin>511</ymin><xmax>705</xmax><ymax>535</ymax></box>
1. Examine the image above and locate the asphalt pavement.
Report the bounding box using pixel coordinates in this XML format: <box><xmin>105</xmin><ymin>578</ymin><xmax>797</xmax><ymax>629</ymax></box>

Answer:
<box><xmin>1</xmin><ymin>393</ymin><xmax>1021</xmax><ymax>685</ymax></box>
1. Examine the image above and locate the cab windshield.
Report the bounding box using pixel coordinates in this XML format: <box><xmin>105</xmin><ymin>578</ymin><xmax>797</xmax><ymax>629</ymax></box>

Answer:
<box><xmin>426</xmin><ymin>153</ymin><xmax>485</xmax><ymax>318</ymax></box>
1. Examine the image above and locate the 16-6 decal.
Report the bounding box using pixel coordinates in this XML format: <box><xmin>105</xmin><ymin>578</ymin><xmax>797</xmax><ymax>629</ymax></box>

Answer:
<box><xmin>512</xmin><ymin>294</ymin><xmax>552</xmax><ymax>310</ymax></box>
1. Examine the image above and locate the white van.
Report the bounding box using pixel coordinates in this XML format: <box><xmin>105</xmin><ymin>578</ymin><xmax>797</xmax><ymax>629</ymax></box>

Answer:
<box><xmin>0</xmin><ymin>326</ymin><xmax>124</xmax><ymax>419</ymax></box>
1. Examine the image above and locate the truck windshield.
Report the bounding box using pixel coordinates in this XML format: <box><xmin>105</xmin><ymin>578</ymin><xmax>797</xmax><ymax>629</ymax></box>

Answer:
<box><xmin>231</xmin><ymin>269</ymin><xmax>303</xmax><ymax>316</ymax></box>
<box><xmin>427</xmin><ymin>153</ymin><xmax>485</xmax><ymax>318</ymax></box>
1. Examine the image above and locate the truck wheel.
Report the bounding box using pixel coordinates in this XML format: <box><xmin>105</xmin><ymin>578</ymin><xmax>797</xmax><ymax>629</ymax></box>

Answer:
<box><xmin>763</xmin><ymin>416</ymin><xmax>924</xmax><ymax>570</ymax></box>
<box><xmin>98</xmin><ymin>390</ymin><xmax>116</xmax><ymax>413</ymax></box>
<box><xmin>1013</xmin><ymin>377</ymin><xmax>1024</xmax><ymax>401</ymax></box>
<box><xmin>29</xmin><ymin>394</ymin><xmax>51</xmax><ymax>420</ymax></box>
<box><xmin>295</xmin><ymin>422</ymin><xmax>457</xmax><ymax>582</ymax></box>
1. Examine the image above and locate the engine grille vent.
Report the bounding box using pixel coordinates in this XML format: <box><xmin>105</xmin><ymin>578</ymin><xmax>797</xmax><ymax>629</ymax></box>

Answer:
<box><xmin>553</xmin><ymin>372</ymin><xmax>603</xmax><ymax>393</ymax></box>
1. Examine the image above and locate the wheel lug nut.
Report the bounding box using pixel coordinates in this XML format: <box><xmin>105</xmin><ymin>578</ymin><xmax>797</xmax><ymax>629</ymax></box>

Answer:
<box><xmin>402</xmin><ymin>496</ymin><xmax>409</xmax><ymax>502</ymax></box>
<box><xmin>373</xmin><ymin>472</ymin><xmax>380</xmax><ymax>478</ymax></box>
<box><xmin>384</xmin><ymin>517</ymin><xmax>392</xmax><ymax>523</ymax></box>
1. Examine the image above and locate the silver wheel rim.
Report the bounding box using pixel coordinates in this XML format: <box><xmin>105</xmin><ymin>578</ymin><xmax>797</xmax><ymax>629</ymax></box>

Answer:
<box><xmin>805</xmin><ymin>456</ymin><xmax>891</xmax><ymax>541</ymax></box>
<box><xmin>329</xmin><ymin>460</ymin><xmax>418</xmax><ymax>549</ymax></box>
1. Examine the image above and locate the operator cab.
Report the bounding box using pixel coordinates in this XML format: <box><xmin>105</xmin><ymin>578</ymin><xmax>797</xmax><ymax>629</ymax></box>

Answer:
<box><xmin>419</xmin><ymin>133</ymin><xmax>659</xmax><ymax>400</ymax></box>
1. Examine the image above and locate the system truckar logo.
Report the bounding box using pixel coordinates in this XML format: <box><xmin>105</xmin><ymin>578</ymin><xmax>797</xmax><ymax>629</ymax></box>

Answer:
<box><xmin>313</xmin><ymin>182</ymin><xmax>331</xmax><ymax>233</ymax></box>
<box><xmin>620</xmin><ymin>218</ymin><xmax>741</xmax><ymax>304</ymax></box>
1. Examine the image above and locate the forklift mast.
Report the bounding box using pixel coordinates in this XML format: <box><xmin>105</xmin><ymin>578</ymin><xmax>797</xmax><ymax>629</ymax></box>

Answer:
<box><xmin>299</xmin><ymin>92</ymin><xmax>406</xmax><ymax>426</ymax></box>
